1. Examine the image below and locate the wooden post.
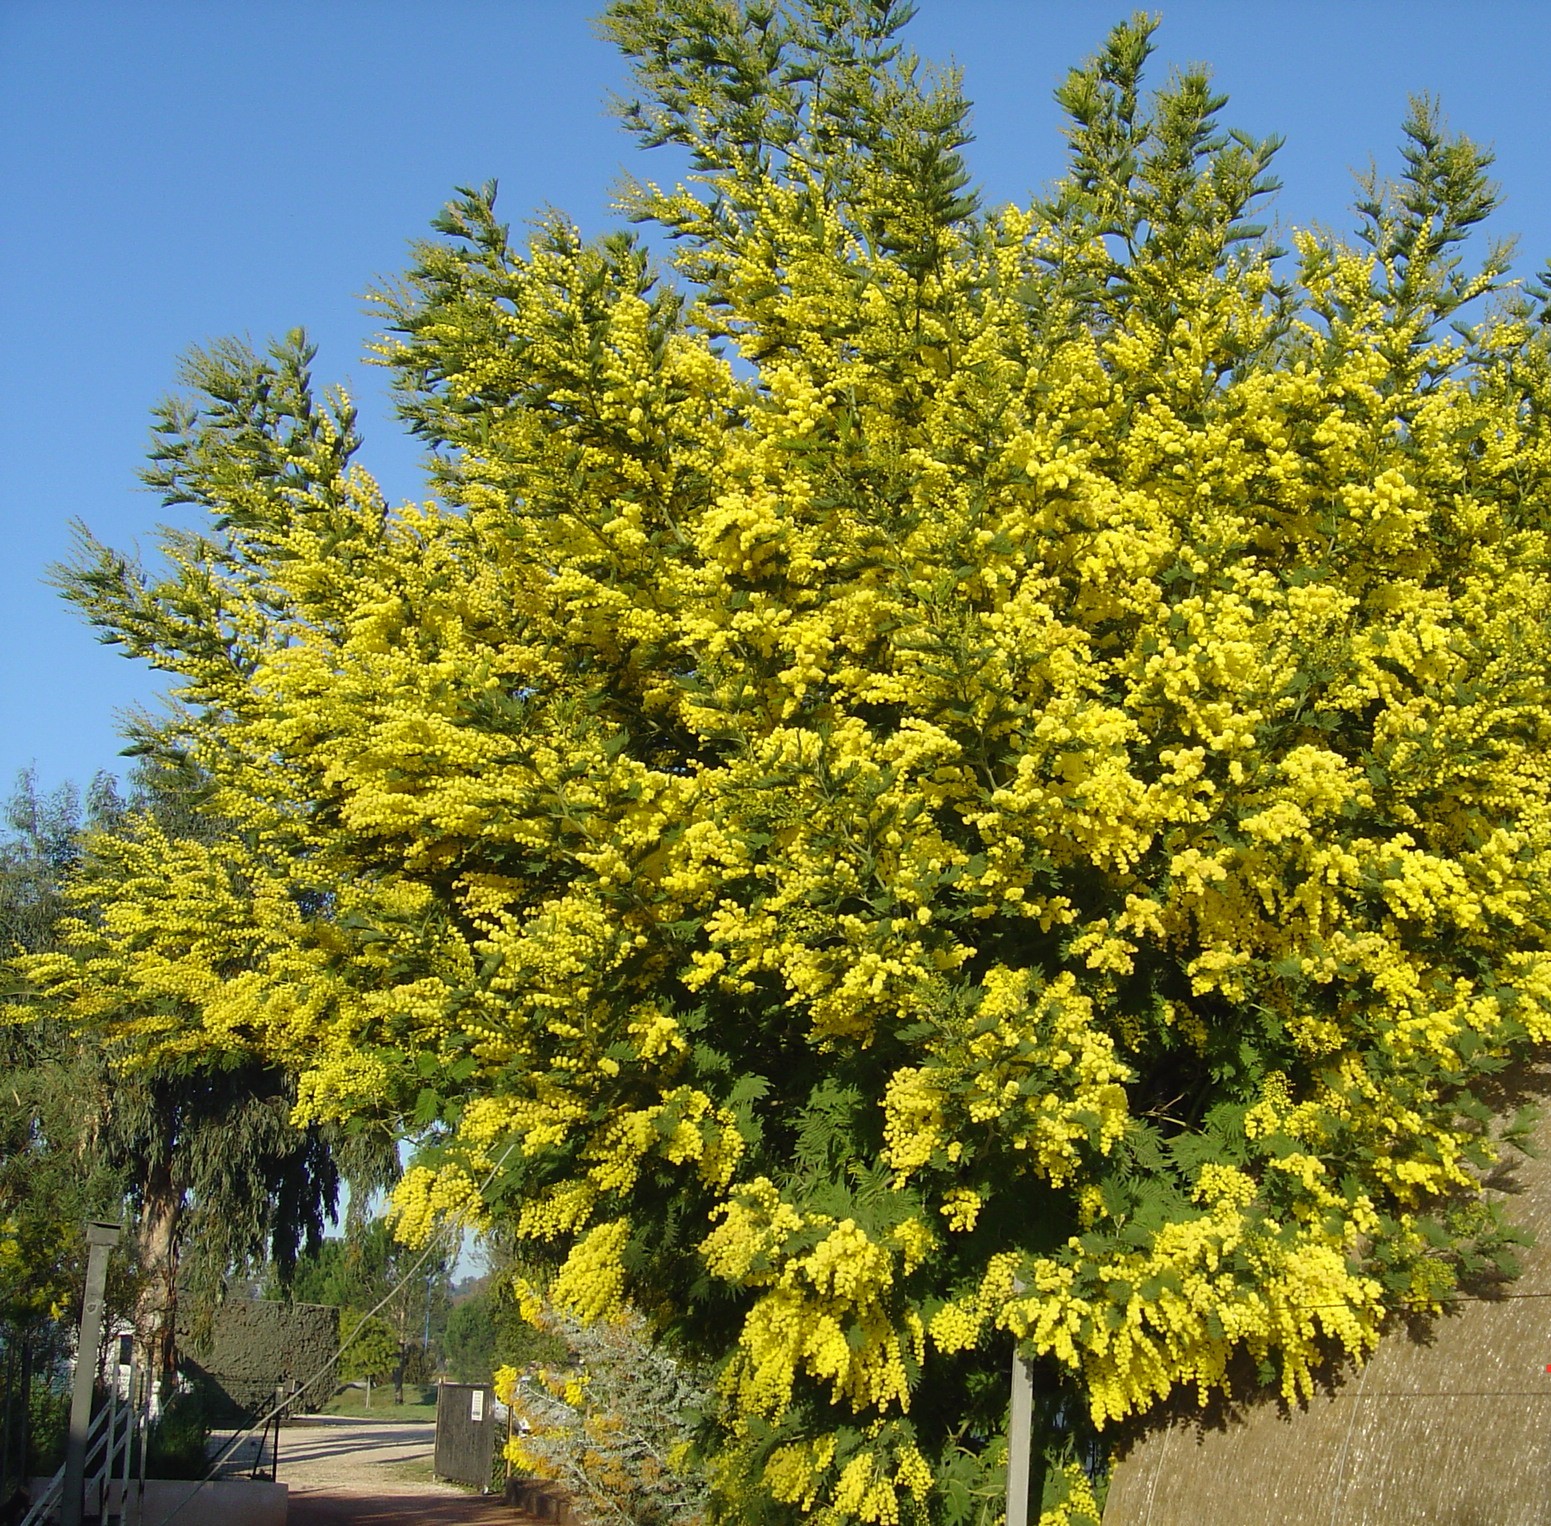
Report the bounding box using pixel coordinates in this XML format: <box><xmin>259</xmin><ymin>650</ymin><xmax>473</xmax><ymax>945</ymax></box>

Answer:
<box><xmin>62</xmin><ymin>1219</ymin><xmax>121</xmax><ymax>1526</ymax></box>
<box><xmin>1006</xmin><ymin>1343</ymin><xmax>1036</xmax><ymax>1526</ymax></box>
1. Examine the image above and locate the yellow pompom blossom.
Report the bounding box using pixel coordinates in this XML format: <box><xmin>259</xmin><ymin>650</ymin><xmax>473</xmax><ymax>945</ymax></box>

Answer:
<box><xmin>1038</xmin><ymin>1462</ymin><xmax>1102</xmax><ymax>1526</ymax></box>
<box><xmin>391</xmin><ymin>1161</ymin><xmax>490</xmax><ymax>1248</ymax></box>
<box><xmin>36</xmin><ymin>6</ymin><xmax>1551</xmax><ymax>1522</ymax></box>
<box><xmin>551</xmin><ymin>1218</ymin><xmax>633</xmax><ymax>1325</ymax></box>
<box><xmin>0</xmin><ymin>1214</ymin><xmax>75</xmax><ymax>1328</ymax></box>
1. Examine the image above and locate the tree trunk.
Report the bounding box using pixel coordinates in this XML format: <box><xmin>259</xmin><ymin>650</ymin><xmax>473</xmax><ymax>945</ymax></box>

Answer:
<box><xmin>18</xmin><ymin>1335</ymin><xmax>32</xmax><ymax>1489</ymax></box>
<box><xmin>393</xmin><ymin>1348</ymin><xmax>406</xmax><ymax>1408</ymax></box>
<box><xmin>134</xmin><ymin>1157</ymin><xmax>183</xmax><ymax>1404</ymax></box>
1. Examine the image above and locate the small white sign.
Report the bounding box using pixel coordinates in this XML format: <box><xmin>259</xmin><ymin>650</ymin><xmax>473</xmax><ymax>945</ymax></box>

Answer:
<box><xmin>471</xmin><ymin>1389</ymin><xmax>485</xmax><ymax>1422</ymax></box>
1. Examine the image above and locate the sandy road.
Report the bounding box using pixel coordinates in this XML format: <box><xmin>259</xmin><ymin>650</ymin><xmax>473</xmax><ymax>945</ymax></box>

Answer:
<box><xmin>275</xmin><ymin>1416</ymin><xmax>530</xmax><ymax>1525</ymax></box>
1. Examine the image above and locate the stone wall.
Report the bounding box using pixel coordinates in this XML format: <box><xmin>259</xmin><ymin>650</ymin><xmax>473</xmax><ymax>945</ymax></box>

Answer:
<box><xmin>1102</xmin><ymin>1063</ymin><xmax>1551</xmax><ymax>1525</ymax></box>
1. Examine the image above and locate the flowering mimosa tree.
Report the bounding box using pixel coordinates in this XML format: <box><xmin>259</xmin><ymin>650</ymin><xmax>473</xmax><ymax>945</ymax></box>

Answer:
<box><xmin>27</xmin><ymin>5</ymin><xmax>1551</xmax><ymax>1521</ymax></box>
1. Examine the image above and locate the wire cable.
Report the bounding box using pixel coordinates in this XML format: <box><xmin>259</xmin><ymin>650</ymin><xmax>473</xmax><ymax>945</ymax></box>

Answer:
<box><xmin>148</xmin><ymin>1137</ymin><xmax>516</xmax><ymax>1526</ymax></box>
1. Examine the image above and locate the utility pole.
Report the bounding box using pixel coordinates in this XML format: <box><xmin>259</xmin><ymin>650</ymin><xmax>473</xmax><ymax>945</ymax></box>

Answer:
<box><xmin>63</xmin><ymin>1220</ymin><xmax>121</xmax><ymax>1526</ymax></box>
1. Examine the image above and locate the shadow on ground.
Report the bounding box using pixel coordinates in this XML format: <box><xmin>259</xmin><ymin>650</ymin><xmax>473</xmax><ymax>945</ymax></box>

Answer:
<box><xmin>287</xmin><ymin>1492</ymin><xmax>531</xmax><ymax>1525</ymax></box>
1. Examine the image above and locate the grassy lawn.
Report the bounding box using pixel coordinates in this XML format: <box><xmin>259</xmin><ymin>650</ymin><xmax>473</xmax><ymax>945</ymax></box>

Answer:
<box><xmin>382</xmin><ymin>1455</ymin><xmax>436</xmax><ymax>1485</ymax></box>
<box><xmin>314</xmin><ymin>1383</ymin><xmax>438</xmax><ymax>1423</ymax></box>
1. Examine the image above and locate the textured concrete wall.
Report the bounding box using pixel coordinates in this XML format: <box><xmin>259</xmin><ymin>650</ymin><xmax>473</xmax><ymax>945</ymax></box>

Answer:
<box><xmin>1103</xmin><ymin>1064</ymin><xmax>1551</xmax><ymax>1526</ymax></box>
<box><xmin>178</xmin><ymin>1299</ymin><xmax>340</xmax><ymax>1425</ymax></box>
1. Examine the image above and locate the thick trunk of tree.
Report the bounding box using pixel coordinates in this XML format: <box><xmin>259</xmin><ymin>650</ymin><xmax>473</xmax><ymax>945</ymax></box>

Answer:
<box><xmin>134</xmin><ymin>1158</ymin><xmax>183</xmax><ymax>1403</ymax></box>
<box><xmin>18</xmin><ymin>1336</ymin><xmax>32</xmax><ymax>1492</ymax></box>
<box><xmin>1</xmin><ymin>1332</ymin><xmax>32</xmax><ymax>1498</ymax></box>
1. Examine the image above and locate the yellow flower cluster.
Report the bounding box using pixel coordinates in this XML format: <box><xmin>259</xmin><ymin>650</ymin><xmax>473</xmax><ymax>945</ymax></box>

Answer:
<box><xmin>703</xmin><ymin>1185</ymin><xmax>912</xmax><ymax>1419</ymax></box>
<box><xmin>551</xmin><ymin>1219</ymin><xmax>632</xmax><ymax>1325</ymax></box>
<box><xmin>761</xmin><ymin>1427</ymin><xmax>935</xmax><ymax>1526</ymax></box>
<box><xmin>1001</xmin><ymin>1202</ymin><xmax>1386</xmax><ymax>1423</ymax></box>
<box><xmin>883</xmin><ymin>970</ymin><xmax>1131</xmax><ymax>1191</ymax></box>
<box><xmin>390</xmin><ymin>1162</ymin><xmax>489</xmax><ymax>1249</ymax></box>
<box><xmin>1038</xmin><ymin>1462</ymin><xmax>1101</xmax><ymax>1526</ymax></box>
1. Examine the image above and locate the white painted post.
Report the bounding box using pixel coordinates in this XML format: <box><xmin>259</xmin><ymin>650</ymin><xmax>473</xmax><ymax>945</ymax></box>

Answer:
<box><xmin>62</xmin><ymin>1220</ymin><xmax>121</xmax><ymax>1526</ymax></box>
<box><xmin>118</xmin><ymin>1346</ymin><xmax>136</xmax><ymax>1521</ymax></box>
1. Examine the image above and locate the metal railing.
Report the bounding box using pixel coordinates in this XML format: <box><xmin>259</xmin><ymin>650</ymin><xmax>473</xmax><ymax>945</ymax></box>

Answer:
<box><xmin>20</xmin><ymin>1353</ymin><xmax>145</xmax><ymax>1526</ymax></box>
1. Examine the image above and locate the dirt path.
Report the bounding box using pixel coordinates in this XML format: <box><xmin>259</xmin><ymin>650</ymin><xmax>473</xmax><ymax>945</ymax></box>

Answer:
<box><xmin>277</xmin><ymin>1416</ymin><xmax>532</xmax><ymax>1525</ymax></box>
<box><xmin>286</xmin><ymin>1494</ymin><xmax>528</xmax><ymax>1525</ymax></box>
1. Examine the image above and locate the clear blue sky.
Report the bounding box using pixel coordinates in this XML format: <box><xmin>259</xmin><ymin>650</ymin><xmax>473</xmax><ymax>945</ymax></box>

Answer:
<box><xmin>4</xmin><ymin>1</ymin><xmax>1549</xmax><ymax>798</ymax></box>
